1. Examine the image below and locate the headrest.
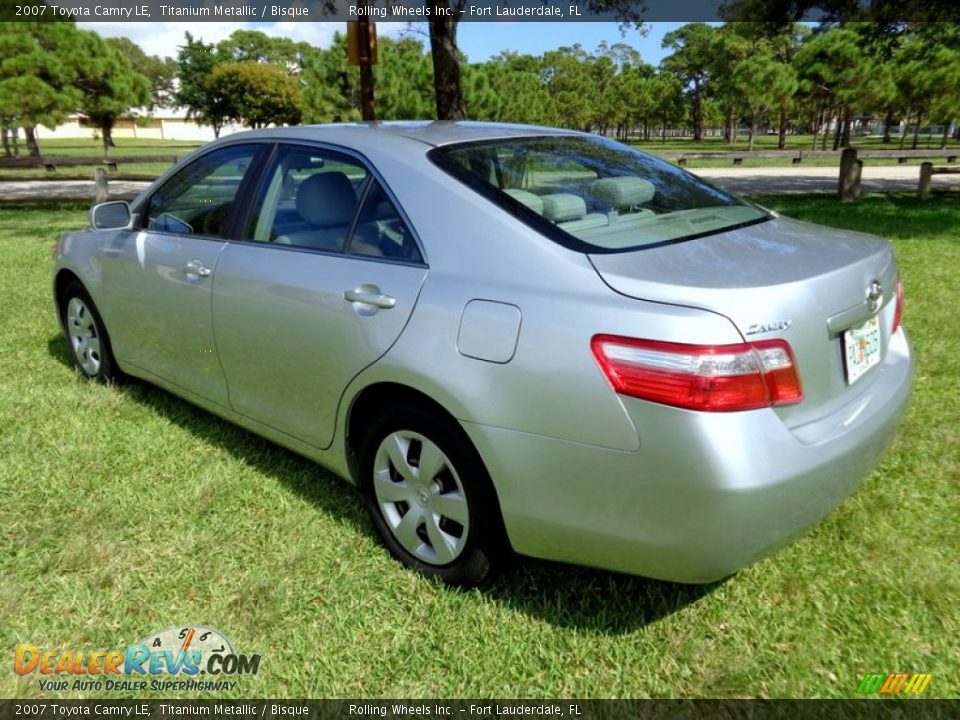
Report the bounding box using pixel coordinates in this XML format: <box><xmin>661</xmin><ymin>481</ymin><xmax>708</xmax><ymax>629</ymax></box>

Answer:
<box><xmin>590</xmin><ymin>177</ymin><xmax>655</xmax><ymax>209</ymax></box>
<box><xmin>503</xmin><ymin>189</ymin><xmax>544</xmax><ymax>215</ymax></box>
<box><xmin>296</xmin><ymin>172</ymin><xmax>357</xmax><ymax>227</ymax></box>
<box><xmin>541</xmin><ymin>193</ymin><xmax>587</xmax><ymax>223</ymax></box>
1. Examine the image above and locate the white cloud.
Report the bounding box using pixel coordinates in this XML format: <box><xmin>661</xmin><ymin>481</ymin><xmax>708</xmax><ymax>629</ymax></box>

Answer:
<box><xmin>78</xmin><ymin>21</ymin><xmax>359</xmax><ymax>59</ymax></box>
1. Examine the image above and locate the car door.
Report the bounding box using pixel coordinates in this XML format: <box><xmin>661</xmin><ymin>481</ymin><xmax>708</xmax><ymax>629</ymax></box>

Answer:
<box><xmin>211</xmin><ymin>143</ymin><xmax>428</xmax><ymax>449</ymax></box>
<box><xmin>102</xmin><ymin>143</ymin><xmax>264</xmax><ymax>407</ymax></box>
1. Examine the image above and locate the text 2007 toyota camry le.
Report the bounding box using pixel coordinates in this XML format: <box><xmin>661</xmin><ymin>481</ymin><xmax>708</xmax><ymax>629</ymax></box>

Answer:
<box><xmin>53</xmin><ymin>122</ymin><xmax>913</xmax><ymax>585</ymax></box>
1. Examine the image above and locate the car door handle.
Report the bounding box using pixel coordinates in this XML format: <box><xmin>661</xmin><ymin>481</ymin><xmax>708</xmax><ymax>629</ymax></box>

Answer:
<box><xmin>343</xmin><ymin>287</ymin><xmax>396</xmax><ymax>309</ymax></box>
<box><xmin>184</xmin><ymin>259</ymin><xmax>211</xmax><ymax>277</ymax></box>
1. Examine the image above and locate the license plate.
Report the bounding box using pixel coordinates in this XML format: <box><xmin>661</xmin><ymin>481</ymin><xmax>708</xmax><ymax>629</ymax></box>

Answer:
<box><xmin>843</xmin><ymin>315</ymin><xmax>881</xmax><ymax>384</ymax></box>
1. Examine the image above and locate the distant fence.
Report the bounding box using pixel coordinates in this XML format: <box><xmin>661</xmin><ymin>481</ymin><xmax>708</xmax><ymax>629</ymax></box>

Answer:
<box><xmin>657</xmin><ymin>149</ymin><xmax>959</xmax><ymax>166</ymax></box>
<box><xmin>0</xmin><ymin>154</ymin><xmax>183</xmax><ymax>172</ymax></box>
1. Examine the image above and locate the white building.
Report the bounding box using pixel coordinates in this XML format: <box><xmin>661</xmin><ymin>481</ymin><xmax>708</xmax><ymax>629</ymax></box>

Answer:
<box><xmin>36</xmin><ymin>110</ymin><xmax>245</xmax><ymax>142</ymax></box>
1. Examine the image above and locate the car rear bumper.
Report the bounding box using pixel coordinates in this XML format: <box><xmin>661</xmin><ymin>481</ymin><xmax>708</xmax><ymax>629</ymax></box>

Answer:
<box><xmin>463</xmin><ymin>329</ymin><xmax>913</xmax><ymax>583</ymax></box>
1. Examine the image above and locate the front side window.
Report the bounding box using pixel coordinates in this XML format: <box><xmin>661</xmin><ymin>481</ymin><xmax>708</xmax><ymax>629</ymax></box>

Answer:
<box><xmin>146</xmin><ymin>144</ymin><xmax>259</xmax><ymax>238</ymax></box>
<box><xmin>245</xmin><ymin>144</ymin><xmax>422</xmax><ymax>262</ymax></box>
<box><xmin>430</xmin><ymin>135</ymin><xmax>769</xmax><ymax>253</ymax></box>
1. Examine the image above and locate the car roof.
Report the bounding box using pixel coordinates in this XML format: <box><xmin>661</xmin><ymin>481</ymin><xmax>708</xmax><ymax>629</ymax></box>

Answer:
<box><xmin>215</xmin><ymin>121</ymin><xmax>583</xmax><ymax>153</ymax></box>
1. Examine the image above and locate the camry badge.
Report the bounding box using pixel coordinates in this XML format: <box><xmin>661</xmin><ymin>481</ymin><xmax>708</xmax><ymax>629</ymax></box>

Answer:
<box><xmin>745</xmin><ymin>320</ymin><xmax>792</xmax><ymax>335</ymax></box>
<box><xmin>866</xmin><ymin>280</ymin><xmax>883</xmax><ymax>312</ymax></box>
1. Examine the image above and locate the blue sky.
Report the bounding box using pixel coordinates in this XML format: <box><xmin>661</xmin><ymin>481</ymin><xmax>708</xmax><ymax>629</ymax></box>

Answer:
<box><xmin>81</xmin><ymin>21</ymin><xmax>691</xmax><ymax>67</ymax></box>
<box><xmin>458</xmin><ymin>22</ymin><xmax>685</xmax><ymax>65</ymax></box>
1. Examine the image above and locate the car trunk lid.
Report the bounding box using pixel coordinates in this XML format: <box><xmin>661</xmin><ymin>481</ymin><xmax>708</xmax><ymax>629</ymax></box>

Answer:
<box><xmin>588</xmin><ymin>215</ymin><xmax>900</xmax><ymax>428</ymax></box>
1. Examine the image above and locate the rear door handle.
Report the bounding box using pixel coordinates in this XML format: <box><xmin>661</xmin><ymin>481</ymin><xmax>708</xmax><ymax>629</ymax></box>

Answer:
<box><xmin>343</xmin><ymin>287</ymin><xmax>396</xmax><ymax>309</ymax></box>
<box><xmin>184</xmin><ymin>259</ymin><xmax>211</xmax><ymax>277</ymax></box>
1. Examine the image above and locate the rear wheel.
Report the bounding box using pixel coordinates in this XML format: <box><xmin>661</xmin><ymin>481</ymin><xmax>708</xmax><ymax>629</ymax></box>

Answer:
<box><xmin>60</xmin><ymin>281</ymin><xmax>122</xmax><ymax>383</ymax></box>
<box><xmin>360</xmin><ymin>406</ymin><xmax>508</xmax><ymax>586</ymax></box>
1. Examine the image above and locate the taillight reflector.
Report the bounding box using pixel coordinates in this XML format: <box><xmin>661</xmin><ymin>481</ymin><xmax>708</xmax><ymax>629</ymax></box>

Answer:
<box><xmin>591</xmin><ymin>335</ymin><xmax>803</xmax><ymax>412</ymax></box>
<box><xmin>892</xmin><ymin>277</ymin><xmax>904</xmax><ymax>335</ymax></box>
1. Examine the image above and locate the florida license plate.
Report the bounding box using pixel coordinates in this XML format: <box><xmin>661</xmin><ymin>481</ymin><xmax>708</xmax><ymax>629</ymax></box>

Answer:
<box><xmin>843</xmin><ymin>315</ymin><xmax>881</xmax><ymax>384</ymax></box>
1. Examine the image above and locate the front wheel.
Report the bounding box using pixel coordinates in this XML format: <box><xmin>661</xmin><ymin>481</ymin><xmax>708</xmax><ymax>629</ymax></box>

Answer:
<box><xmin>60</xmin><ymin>281</ymin><xmax>122</xmax><ymax>383</ymax></box>
<box><xmin>360</xmin><ymin>406</ymin><xmax>508</xmax><ymax>586</ymax></box>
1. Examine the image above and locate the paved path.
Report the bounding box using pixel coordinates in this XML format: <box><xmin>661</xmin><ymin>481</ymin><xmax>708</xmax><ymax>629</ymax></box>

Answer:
<box><xmin>1</xmin><ymin>165</ymin><xmax>958</xmax><ymax>202</ymax></box>
<box><xmin>0</xmin><ymin>179</ymin><xmax>150</xmax><ymax>202</ymax></box>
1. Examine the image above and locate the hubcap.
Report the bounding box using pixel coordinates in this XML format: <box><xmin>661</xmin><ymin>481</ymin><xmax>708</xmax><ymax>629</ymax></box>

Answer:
<box><xmin>66</xmin><ymin>297</ymin><xmax>102</xmax><ymax>376</ymax></box>
<box><xmin>373</xmin><ymin>430</ymin><xmax>470</xmax><ymax>565</ymax></box>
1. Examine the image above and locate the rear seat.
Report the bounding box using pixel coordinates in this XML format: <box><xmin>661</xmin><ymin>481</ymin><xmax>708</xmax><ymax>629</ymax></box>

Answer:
<box><xmin>503</xmin><ymin>189</ymin><xmax>544</xmax><ymax>215</ymax></box>
<box><xmin>540</xmin><ymin>192</ymin><xmax>608</xmax><ymax>233</ymax></box>
<box><xmin>590</xmin><ymin>176</ymin><xmax>655</xmax><ymax>211</ymax></box>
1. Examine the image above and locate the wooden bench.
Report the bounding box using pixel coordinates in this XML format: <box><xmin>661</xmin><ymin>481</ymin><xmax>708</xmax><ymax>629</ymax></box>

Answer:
<box><xmin>918</xmin><ymin>162</ymin><xmax>960</xmax><ymax>200</ymax></box>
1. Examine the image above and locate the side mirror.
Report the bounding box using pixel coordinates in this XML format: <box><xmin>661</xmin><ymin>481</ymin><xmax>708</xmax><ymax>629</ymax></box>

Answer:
<box><xmin>90</xmin><ymin>201</ymin><xmax>132</xmax><ymax>230</ymax></box>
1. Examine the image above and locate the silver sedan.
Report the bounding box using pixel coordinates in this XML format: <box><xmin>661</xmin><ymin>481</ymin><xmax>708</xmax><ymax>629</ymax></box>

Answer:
<box><xmin>53</xmin><ymin>122</ymin><xmax>913</xmax><ymax>585</ymax></box>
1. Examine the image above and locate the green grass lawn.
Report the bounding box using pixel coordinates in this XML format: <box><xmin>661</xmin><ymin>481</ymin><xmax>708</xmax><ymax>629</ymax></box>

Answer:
<box><xmin>0</xmin><ymin>195</ymin><xmax>957</xmax><ymax>699</ymax></box>
<box><xmin>24</xmin><ymin>137</ymin><xmax>202</xmax><ymax>157</ymax></box>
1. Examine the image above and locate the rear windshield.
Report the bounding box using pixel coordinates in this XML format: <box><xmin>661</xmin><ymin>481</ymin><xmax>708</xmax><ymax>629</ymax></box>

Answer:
<box><xmin>429</xmin><ymin>135</ymin><xmax>769</xmax><ymax>253</ymax></box>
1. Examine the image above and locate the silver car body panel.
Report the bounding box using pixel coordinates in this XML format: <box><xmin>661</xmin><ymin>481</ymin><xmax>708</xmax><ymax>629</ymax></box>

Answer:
<box><xmin>211</xmin><ymin>243</ymin><xmax>427</xmax><ymax>449</ymax></box>
<box><xmin>101</xmin><ymin>229</ymin><xmax>231</xmax><ymax>405</ymax></box>
<box><xmin>54</xmin><ymin>122</ymin><xmax>914</xmax><ymax>582</ymax></box>
<box><xmin>589</xmin><ymin>216</ymin><xmax>901</xmax><ymax>430</ymax></box>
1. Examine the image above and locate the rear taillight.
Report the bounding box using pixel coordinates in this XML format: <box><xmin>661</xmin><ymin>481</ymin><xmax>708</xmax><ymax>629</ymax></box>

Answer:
<box><xmin>591</xmin><ymin>335</ymin><xmax>803</xmax><ymax>412</ymax></box>
<box><xmin>892</xmin><ymin>277</ymin><xmax>903</xmax><ymax>335</ymax></box>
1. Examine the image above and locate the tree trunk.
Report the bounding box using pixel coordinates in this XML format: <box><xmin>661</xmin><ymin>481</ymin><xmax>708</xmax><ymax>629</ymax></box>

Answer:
<box><xmin>691</xmin><ymin>78</ymin><xmax>703</xmax><ymax>142</ymax></box>
<box><xmin>100</xmin><ymin>122</ymin><xmax>114</xmax><ymax>156</ymax></box>
<box><xmin>899</xmin><ymin>114</ymin><xmax>909</xmax><ymax>150</ymax></box>
<box><xmin>24</xmin><ymin>126</ymin><xmax>40</xmax><ymax>157</ymax></box>
<box><xmin>429</xmin><ymin>16</ymin><xmax>466</xmax><ymax>120</ymax></box>
<box><xmin>941</xmin><ymin>122</ymin><xmax>951</xmax><ymax>149</ymax></box>
<box><xmin>882</xmin><ymin>110</ymin><xmax>894</xmax><ymax>143</ymax></box>
<box><xmin>723</xmin><ymin>107</ymin><xmax>734</xmax><ymax>144</ymax></box>
<box><xmin>911</xmin><ymin>111</ymin><xmax>922</xmax><ymax>150</ymax></box>
<box><xmin>778</xmin><ymin>108</ymin><xmax>788</xmax><ymax>150</ymax></box>
<box><xmin>748</xmin><ymin>114</ymin><xmax>756</xmax><ymax>151</ymax></box>
<box><xmin>840</xmin><ymin>106</ymin><xmax>852</xmax><ymax>148</ymax></box>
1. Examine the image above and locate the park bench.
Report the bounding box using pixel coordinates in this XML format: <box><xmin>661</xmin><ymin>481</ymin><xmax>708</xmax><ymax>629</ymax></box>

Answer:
<box><xmin>917</xmin><ymin>162</ymin><xmax>960</xmax><ymax>200</ymax></box>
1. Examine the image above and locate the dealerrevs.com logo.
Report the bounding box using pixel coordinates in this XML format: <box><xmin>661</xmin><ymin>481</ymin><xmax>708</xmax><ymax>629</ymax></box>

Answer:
<box><xmin>13</xmin><ymin>625</ymin><xmax>261</xmax><ymax>693</ymax></box>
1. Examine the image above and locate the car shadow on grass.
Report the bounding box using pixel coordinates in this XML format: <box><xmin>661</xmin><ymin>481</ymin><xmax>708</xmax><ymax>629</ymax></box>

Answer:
<box><xmin>48</xmin><ymin>334</ymin><xmax>721</xmax><ymax>633</ymax></box>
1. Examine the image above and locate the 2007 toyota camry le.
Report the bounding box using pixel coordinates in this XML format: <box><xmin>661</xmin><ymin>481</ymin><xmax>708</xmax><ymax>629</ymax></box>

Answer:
<box><xmin>53</xmin><ymin>122</ymin><xmax>913</xmax><ymax>585</ymax></box>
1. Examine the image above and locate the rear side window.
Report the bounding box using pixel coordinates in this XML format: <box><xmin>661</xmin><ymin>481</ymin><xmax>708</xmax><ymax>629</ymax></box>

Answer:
<box><xmin>245</xmin><ymin>145</ymin><xmax>368</xmax><ymax>252</ymax></box>
<box><xmin>245</xmin><ymin>144</ymin><xmax>422</xmax><ymax>263</ymax></box>
<box><xmin>429</xmin><ymin>135</ymin><xmax>769</xmax><ymax>253</ymax></box>
<box><xmin>146</xmin><ymin>144</ymin><xmax>259</xmax><ymax>238</ymax></box>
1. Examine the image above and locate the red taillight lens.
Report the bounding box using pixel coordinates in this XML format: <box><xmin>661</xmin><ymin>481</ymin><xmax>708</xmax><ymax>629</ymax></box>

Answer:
<box><xmin>591</xmin><ymin>335</ymin><xmax>803</xmax><ymax>412</ymax></box>
<box><xmin>892</xmin><ymin>277</ymin><xmax>903</xmax><ymax>335</ymax></box>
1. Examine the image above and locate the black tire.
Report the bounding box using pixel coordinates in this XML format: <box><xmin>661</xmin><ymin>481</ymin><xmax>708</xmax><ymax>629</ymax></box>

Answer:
<box><xmin>59</xmin><ymin>280</ymin><xmax>123</xmax><ymax>383</ymax></box>
<box><xmin>360</xmin><ymin>405</ymin><xmax>509</xmax><ymax>586</ymax></box>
